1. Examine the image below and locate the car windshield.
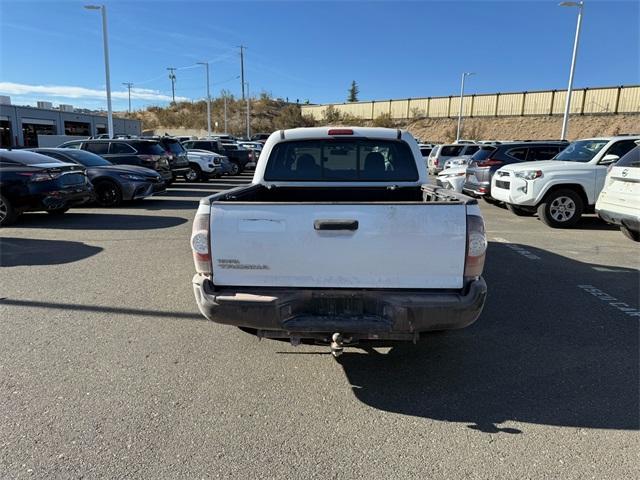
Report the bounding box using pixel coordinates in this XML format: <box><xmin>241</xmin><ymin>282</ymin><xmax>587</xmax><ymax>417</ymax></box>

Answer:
<box><xmin>264</xmin><ymin>139</ymin><xmax>419</xmax><ymax>182</ymax></box>
<box><xmin>554</xmin><ymin>140</ymin><xmax>609</xmax><ymax>162</ymax></box>
<box><xmin>63</xmin><ymin>149</ymin><xmax>112</xmax><ymax>166</ymax></box>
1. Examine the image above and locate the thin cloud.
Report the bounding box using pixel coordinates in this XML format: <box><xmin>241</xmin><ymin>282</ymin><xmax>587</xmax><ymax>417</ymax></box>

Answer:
<box><xmin>0</xmin><ymin>82</ymin><xmax>189</xmax><ymax>102</ymax></box>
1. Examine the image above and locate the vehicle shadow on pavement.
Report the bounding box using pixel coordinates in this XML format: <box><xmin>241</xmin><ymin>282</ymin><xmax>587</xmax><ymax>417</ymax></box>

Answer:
<box><xmin>13</xmin><ymin>212</ymin><xmax>188</xmax><ymax>229</ymax></box>
<box><xmin>0</xmin><ymin>237</ymin><xmax>103</xmax><ymax>267</ymax></box>
<box><xmin>0</xmin><ymin>298</ymin><xmax>204</xmax><ymax>321</ymax></box>
<box><xmin>338</xmin><ymin>242</ymin><xmax>639</xmax><ymax>434</ymax></box>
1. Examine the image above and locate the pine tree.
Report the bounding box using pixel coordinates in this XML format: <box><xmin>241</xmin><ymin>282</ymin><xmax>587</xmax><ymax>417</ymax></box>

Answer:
<box><xmin>347</xmin><ymin>81</ymin><xmax>359</xmax><ymax>102</ymax></box>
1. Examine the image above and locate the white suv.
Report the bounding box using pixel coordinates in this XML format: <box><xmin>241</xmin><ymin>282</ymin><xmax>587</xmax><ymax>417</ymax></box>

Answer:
<box><xmin>428</xmin><ymin>143</ymin><xmax>481</xmax><ymax>174</ymax></box>
<box><xmin>596</xmin><ymin>144</ymin><xmax>640</xmax><ymax>241</ymax></box>
<box><xmin>491</xmin><ymin>136</ymin><xmax>640</xmax><ymax>228</ymax></box>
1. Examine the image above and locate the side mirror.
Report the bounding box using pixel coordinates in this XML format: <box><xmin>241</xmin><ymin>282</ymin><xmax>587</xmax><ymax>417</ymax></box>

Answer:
<box><xmin>600</xmin><ymin>154</ymin><xmax>619</xmax><ymax>165</ymax></box>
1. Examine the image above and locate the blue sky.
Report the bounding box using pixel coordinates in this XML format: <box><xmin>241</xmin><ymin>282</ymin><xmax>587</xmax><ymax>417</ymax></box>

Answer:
<box><xmin>0</xmin><ymin>0</ymin><xmax>638</xmax><ymax>111</ymax></box>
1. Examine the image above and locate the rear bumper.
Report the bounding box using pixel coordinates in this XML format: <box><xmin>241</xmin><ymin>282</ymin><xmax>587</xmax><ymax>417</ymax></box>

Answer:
<box><xmin>192</xmin><ymin>275</ymin><xmax>487</xmax><ymax>342</ymax></box>
<box><xmin>462</xmin><ymin>181</ymin><xmax>490</xmax><ymax>197</ymax></box>
<box><xmin>596</xmin><ymin>207</ymin><xmax>640</xmax><ymax>232</ymax></box>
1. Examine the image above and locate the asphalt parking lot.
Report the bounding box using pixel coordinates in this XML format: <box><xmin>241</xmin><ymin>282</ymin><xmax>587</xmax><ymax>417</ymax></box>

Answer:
<box><xmin>1</xmin><ymin>173</ymin><xmax>638</xmax><ymax>479</ymax></box>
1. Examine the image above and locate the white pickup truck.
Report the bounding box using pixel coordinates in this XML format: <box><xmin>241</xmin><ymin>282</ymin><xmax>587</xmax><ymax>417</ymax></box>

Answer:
<box><xmin>191</xmin><ymin>127</ymin><xmax>487</xmax><ymax>354</ymax></box>
<box><xmin>491</xmin><ymin>136</ymin><xmax>640</xmax><ymax>228</ymax></box>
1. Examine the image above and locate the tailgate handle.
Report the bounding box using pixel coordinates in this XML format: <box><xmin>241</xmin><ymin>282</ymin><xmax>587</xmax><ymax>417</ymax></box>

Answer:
<box><xmin>314</xmin><ymin>219</ymin><xmax>359</xmax><ymax>231</ymax></box>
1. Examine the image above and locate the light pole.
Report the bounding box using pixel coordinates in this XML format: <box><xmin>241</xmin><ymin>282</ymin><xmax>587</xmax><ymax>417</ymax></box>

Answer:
<box><xmin>85</xmin><ymin>5</ymin><xmax>113</xmax><ymax>138</ymax></box>
<box><xmin>559</xmin><ymin>1</ymin><xmax>584</xmax><ymax>140</ymax></box>
<box><xmin>197</xmin><ymin>62</ymin><xmax>212</xmax><ymax>138</ymax></box>
<box><xmin>456</xmin><ymin>72</ymin><xmax>475</xmax><ymax>142</ymax></box>
<box><xmin>223</xmin><ymin>95</ymin><xmax>228</xmax><ymax>133</ymax></box>
<box><xmin>122</xmin><ymin>82</ymin><xmax>133</xmax><ymax>114</ymax></box>
<box><xmin>245</xmin><ymin>82</ymin><xmax>250</xmax><ymax>139</ymax></box>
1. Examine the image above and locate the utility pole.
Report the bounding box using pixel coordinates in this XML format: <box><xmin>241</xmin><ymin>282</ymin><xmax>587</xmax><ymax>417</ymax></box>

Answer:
<box><xmin>122</xmin><ymin>82</ymin><xmax>133</xmax><ymax>114</ymax></box>
<box><xmin>239</xmin><ymin>45</ymin><xmax>246</xmax><ymax>100</ymax></box>
<box><xmin>167</xmin><ymin>67</ymin><xmax>176</xmax><ymax>104</ymax></box>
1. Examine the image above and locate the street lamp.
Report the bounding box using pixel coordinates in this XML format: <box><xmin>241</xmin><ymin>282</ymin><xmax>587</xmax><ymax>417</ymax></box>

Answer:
<box><xmin>456</xmin><ymin>72</ymin><xmax>475</xmax><ymax>143</ymax></box>
<box><xmin>244</xmin><ymin>82</ymin><xmax>250</xmax><ymax>139</ymax></box>
<box><xmin>559</xmin><ymin>1</ymin><xmax>584</xmax><ymax>140</ymax></box>
<box><xmin>197</xmin><ymin>62</ymin><xmax>212</xmax><ymax>138</ymax></box>
<box><xmin>84</xmin><ymin>5</ymin><xmax>113</xmax><ymax>138</ymax></box>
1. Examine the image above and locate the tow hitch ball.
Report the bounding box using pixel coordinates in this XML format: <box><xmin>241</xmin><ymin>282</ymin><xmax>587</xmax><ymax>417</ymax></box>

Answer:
<box><xmin>330</xmin><ymin>333</ymin><xmax>344</xmax><ymax>358</ymax></box>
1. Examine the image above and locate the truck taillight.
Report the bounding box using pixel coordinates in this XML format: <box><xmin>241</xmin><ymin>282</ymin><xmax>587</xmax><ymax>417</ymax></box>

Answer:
<box><xmin>191</xmin><ymin>212</ymin><xmax>211</xmax><ymax>275</ymax></box>
<box><xmin>464</xmin><ymin>215</ymin><xmax>487</xmax><ymax>280</ymax></box>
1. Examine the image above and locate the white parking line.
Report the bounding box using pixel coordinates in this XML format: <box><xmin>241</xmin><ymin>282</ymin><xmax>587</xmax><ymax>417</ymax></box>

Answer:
<box><xmin>492</xmin><ymin>237</ymin><xmax>540</xmax><ymax>260</ymax></box>
<box><xmin>577</xmin><ymin>285</ymin><xmax>640</xmax><ymax>318</ymax></box>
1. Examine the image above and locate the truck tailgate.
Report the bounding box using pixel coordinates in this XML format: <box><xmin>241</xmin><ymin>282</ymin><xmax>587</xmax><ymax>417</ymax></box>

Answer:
<box><xmin>210</xmin><ymin>203</ymin><xmax>467</xmax><ymax>289</ymax></box>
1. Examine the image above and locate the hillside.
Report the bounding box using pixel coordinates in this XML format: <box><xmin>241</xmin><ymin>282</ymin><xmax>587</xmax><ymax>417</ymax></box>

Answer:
<box><xmin>128</xmin><ymin>96</ymin><xmax>639</xmax><ymax>142</ymax></box>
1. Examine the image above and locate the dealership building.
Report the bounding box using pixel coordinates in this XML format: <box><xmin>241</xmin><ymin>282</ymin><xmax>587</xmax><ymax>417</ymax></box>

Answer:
<box><xmin>0</xmin><ymin>98</ymin><xmax>142</xmax><ymax>148</ymax></box>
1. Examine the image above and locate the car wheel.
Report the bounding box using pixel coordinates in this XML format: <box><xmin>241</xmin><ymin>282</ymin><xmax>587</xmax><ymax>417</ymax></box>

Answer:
<box><xmin>506</xmin><ymin>203</ymin><xmax>534</xmax><ymax>216</ymax></box>
<box><xmin>184</xmin><ymin>165</ymin><xmax>202</xmax><ymax>182</ymax></box>
<box><xmin>537</xmin><ymin>189</ymin><xmax>584</xmax><ymax>228</ymax></box>
<box><xmin>621</xmin><ymin>225</ymin><xmax>640</xmax><ymax>242</ymax></box>
<box><xmin>95</xmin><ymin>180</ymin><xmax>122</xmax><ymax>207</ymax></box>
<box><xmin>47</xmin><ymin>207</ymin><xmax>69</xmax><ymax>215</ymax></box>
<box><xmin>229</xmin><ymin>162</ymin><xmax>240</xmax><ymax>176</ymax></box>
<box><xmin>0</xmin><ymin>194</ymin><xmax>17</xmax><ymax>226</ymax></box>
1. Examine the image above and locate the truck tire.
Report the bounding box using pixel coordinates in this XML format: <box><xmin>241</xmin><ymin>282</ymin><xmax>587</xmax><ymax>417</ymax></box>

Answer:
<box><xmin>537</xmin><ymin>189</ymin><xmax>583</xmax><ymax>228</ymax></box>
<box><xmin>621</xmin><ymin>225</ymin><xmax>640</xmax><ymax>242</ymax></box>
<box><xmin>507</xmin><ymin>203</ymin><xmax>534</xmax><ymax>217</ymax></box>
<box><xmin>0</xmin><ymin>194</ymin><xmax>17</xmax><ymax>226</ymax></box>
<box><xmin>184</xmin><ymin>164</ymin><xmax>203</xmax><ymax>182</ymax></box>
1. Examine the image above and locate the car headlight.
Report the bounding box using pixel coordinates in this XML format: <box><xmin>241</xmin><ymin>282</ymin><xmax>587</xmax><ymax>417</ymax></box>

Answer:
<box><xmin>514</xmin><ymin>170</ymin><xmax>543</xmax><ymax>180</ymax></box>
<box><xmin>119</xmin><ymin>173</ymin><xmax>147</xmax><ymax>181</ymax></box>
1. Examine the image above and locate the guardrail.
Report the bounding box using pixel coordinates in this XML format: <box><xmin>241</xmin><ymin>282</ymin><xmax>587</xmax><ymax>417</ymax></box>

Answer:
<box><xmin>301</xmin><ymin>85</ymin><xmax>640</xmax><ymax>121</ymax></box>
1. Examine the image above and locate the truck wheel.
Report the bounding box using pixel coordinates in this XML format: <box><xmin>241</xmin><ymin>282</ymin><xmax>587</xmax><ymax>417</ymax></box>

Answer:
<box><xmin>184</xmin><ymin>164</ymin><xmax>203</xmax><ymax>182</ymax></box>
<box><xmin>229</xmin><ymin>162</ymin><xmax>240</xmax><ymax>176</ymax></box>
<box><xmin>0</xmin><ymin>194</ymin><xmax>17</xmax><ymax>226</ymax></box>
<box><xmin>621</xmin><ymin>225</ymin><xmax>640</xmax><ymax>242</ymax></box>
<box><xmin>94</xmin><ymin>180</ymin><xmax>122</xmax><ymax>207</ymax></box>
<box><xmin>537</xmin><ymin>189</ymin><xmax>583</xmax><ymax>228</ymax></box>
<box><xmin>507</xmin><ymin>203</ymin><xmax>534</xmax><ymax>217</ymax></box>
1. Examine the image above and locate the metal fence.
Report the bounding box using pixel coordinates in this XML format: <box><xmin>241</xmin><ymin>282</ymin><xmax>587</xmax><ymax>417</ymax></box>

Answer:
<box><xmin>301</xmin><ymin>85</ymin><xmax>640</xmax><ymax>121</ymax></box>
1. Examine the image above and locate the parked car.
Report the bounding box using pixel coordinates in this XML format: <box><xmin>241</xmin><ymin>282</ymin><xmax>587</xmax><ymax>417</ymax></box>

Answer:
<box><xmin>182</xmin><ymin>139</ymin><xmax>251</xmax><ymax>175</ymax></box>
<box><xmin>428</xmin><ymin>144</ymin><xmax>481</xmax><ymax>174</ymax></box>
<box><xmin>190</xmin><ymin>127</ymin><xmax>487</xmax><ymax>356</ymax></box>
<box><xmin>418</xmin><ymin>144</ymin><xmax>434</xmax><ymax>164</ymax></box>
<box><xmin>0</xmin><ymin>149</ymin><xmax>94</xmax><ymax>226</ymax></box>
<box><xmin>596</xmin><ymin>145</ymin><xmax>640</xmax><ymax>241</ymax></box>
<box><xmin>59</xmin><ymin>139</ymin><xmax>173</xmax><ymax>184</ymax></box>
<box><xmin>491</xmin><ymin>136</ymin><xmax>640</xmax><ymax>227</ymax></box>
<box><xmin>250</xmin><ymin>133</ymin><xmax>271</xmax><ymax>144</ymax></box>
<box><xmin>184</xmin><ymin>149</ymin><xmax>225</xmax><ymax>181</ymax></box>
<box><xmin>463</xmin><ymin>141</ymin><xmax>568</xmax><ymax>200</ymax></box>
<box><xmin>436</xmin><ymin>165</ymin><xmax>467</xmax><ymax>192</ymax></box>
<box><xmin>152</xmin><ymin>136</ymin><xmax>190</xmax><ymax>181</ymax></box>
<box><xmin>30</xmin><ymin>148</ymin><xmax>165</xmax><ymax>207</ymax></box>
<box><xmin>238</xmin><ymin>141</ymin><xmax>262</xmax><ymax>169</ymax></box>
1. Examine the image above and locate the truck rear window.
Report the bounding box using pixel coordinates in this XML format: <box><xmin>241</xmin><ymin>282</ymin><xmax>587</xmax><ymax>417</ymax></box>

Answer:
<box><xmin>264</xmin><ymin>139</ymin><xmax>419</xmax><ymax>182</ymax></box>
